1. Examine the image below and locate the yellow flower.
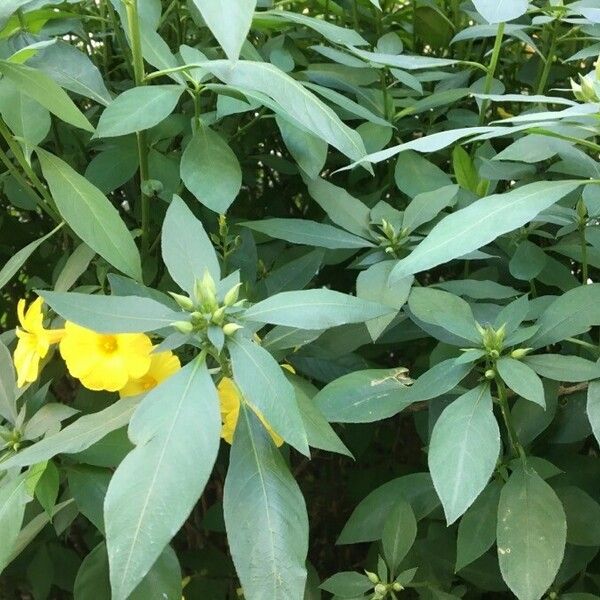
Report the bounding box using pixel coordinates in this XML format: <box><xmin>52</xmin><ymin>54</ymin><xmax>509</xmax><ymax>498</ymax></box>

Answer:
<box><xmin>119</xmin><ymin>350</ymin><xmax>181</xmax><ymax>397</ymax></box>
<box><xmin>60</xmin><ymin>322</ymin><xmax>153</xmax><ymax>392</ymax></box>
<box><xmin>218</xmin><ymin>377</ymin><xmax>283</xmax><ymax>447</ymax></box>
<box><xmin>14</xmin><ymin>298</ymin><xmax>64</xmax><ymax>388</ymax></box>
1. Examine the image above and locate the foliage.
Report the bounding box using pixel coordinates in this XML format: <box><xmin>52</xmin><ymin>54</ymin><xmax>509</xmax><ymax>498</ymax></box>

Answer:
<box><xmin>2</xmin><ymin>0</ymin><xmax>600</xmax><ymax>599</ymax></box>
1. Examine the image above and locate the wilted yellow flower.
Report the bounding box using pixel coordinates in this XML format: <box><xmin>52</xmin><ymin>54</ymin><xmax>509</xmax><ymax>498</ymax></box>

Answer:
<box><xmin>119</xmin><ymin>350</ymin><xmax>181</xmax><ymax>397</ymax></box>
<box><xmin>218</xmin><ymin>377</ymin><xmax>283</xmax><ymax>446</ymax></box>
<box><xmin>14</xmin><ymin>298</ymin><xmax>64</xmax><ymax>388</ymax></box>
<box><xmin>60</xmin><ymin>322</ymin><xmax>152</xmax><ymax>392</ymax></box>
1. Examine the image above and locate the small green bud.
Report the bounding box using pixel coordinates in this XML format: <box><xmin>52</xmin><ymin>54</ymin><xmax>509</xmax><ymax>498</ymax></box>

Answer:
<box><xmin>366</xmin><ymin>571</ymin><xmax>379</xmax><ymax>584</ymax></box>
<box><xmin>510</xmin><ymin>347</ymin><xmax>532</xmax><ymax>359</ymax></box>
<box><xmin>570</xmin><ymin>77</ymin><xmax>585</xmax><ymax>101</ymax></box>
<box><xmin>172</xmin><ymin>320</ymin><xmax>194</xmax><ymax>334</ymax></box>
<box><xmin>224</xmin><ymin>283</ymin><xmax>242</xmax><ymax>306</ymax></box>
<box><xmin>212</xmin><ymin>306</ymin><xmax>226</xmax><ymax>324</ymax></box>
<box><xmin>374</xmin><ymin>583</ymin><xmax>387</xmax><ymax>595</ymax></box>
<box><xmin>392</xmin><ymin>582</ymin><xmax>403</xmax><ymax>592</ymax></box>
<box><xmin>194</xmin><ymin>270</ymin><xmax>218</xmax><ymax>309</ymax></box>
<box><xmin>169</xmin><ymin>292</ymin><xmax>194</xmax><ymax>311</ymax></box>
<box><xmin>579</xmin><ymin>74</ymin><xmax>598</xmax><ymax>102</ymax></box>
<box><xmin>223</xmin><ymin>323</ymin><xmax>243</xmax><ymax>336</ymax></box>
<box><xmin>485</xmin><ymin>369</ymin><xmax>496</xmax><ymax>380</ymax></box>
<box><xmin>489</xmin><ymin>349</ymin><xmax>500</xmax><ymax>359</ymax></box>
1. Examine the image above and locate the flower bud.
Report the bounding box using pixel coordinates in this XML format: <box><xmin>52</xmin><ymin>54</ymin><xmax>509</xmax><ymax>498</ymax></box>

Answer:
<box><xmin>223</xmin><ymin>323</ymin><xmax>243</xmax><ymax>336</ymax></box>
<box><xmin>194</xmin><ymin>270</ymin><xmax>217</xmax><ymax>309</ymax></box>
<box><xmin>374</xmin><ymin>583</ymin><xmax>387</xmax><ymax>595</ymax></box>
<box><xmin>171</xmin><ymin>320</ymin><xmax>194</xmax><ymax>334</ymax></box>
<box><xmin>392</xmin><ymin>582</ymin><xmax>404</xmax><ymax>591</ymax></box>
<box><xmin>224</xmin><ymin>283</ymin><xmax>242</xmax><ymax>306</ymax></box>
<box><xmin>169</xmin><ymin>292</ymin><xmax>194</xmax><ymax>311</ymax></box>
<box><xmin>212</xmin><ymin>306</ymin><xmax>226</xmax><ymax>324</ymax></box>
<box><xmin>366</xmin><ymin>571</ymin><xmax>379</xmax><ymax>584</ymax></box>
<box><xmin>489</xmin><ymin>349</ymin><xmax>500</xmax><ymax>359</ymax></box>
<box><xmin>485</xmin><ymin>369</ymin><xmax>495</xmax><ymax>380</ymax></box>
<box><xmin>510</xmin><ymin>347</ymin><xmax>532</xmax><ymax>359</ymax></box>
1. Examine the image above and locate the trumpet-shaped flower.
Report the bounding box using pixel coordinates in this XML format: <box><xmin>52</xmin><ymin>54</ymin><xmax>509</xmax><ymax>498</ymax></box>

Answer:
<box><xmin>218</xmin><ymin>377</ymin><xmax>283</xmax><ymax>446</ymax></box>
<box><xmin>60</xmin><ymin>322</ymin><xmax>152</xmax><ymax>392</ymax></box>
<box><xmin>14</xmin><ymin>298</ymin><xmax>64</xmax><ymax>388</ymax></box>
<box><xmin>119</xmin><ymin>350</ymin><xmax>181</xmax><ymax>397</ymax></box>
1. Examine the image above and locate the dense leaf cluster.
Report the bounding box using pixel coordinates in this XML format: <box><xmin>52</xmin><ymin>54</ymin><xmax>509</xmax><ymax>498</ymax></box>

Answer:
<box><xmin>2</xmin><ymin>1</ymin><xmax>600</xmax><ymax>599</ymax></box>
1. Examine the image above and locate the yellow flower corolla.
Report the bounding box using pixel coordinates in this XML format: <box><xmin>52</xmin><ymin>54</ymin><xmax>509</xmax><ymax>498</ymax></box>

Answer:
<box><xmin>119</xmin><ymin>350</ymin><xmax>181</xmax><ymax>397</ymax></box>
<box><xmin>60</xmin><ymin>322</ymin><xmax>153</xmax><ymax>392</ymax></box>
<box><xmin>218</xmin><ymin>377</ymin><xmax>283</xmax><ymax>447</ymax></box>
<box><xmin>14</xmin><ymin>298</ymin><xmax>64</xmax><ymax>388</ymax></box>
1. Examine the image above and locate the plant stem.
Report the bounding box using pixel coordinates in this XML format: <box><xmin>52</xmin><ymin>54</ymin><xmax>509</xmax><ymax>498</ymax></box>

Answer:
<box><xmin>496</xmin><ymin>378</ymin><xmax>527</xmax><ymax>465</ymax></box>
<box><xmin>125</xmin><ymin>0</ymin><xmax>151</xmax><ymax>261</ymax></box>
<box><xmin>536</xmin><ymin>20</ymin><xmax>558</xmax><ymax>95</ymax></box>
<box><xmin>478</xmin><ymin>21</ymin><xmax>505</xmax><ymax>126</ymax></box>
<box><xmin>580</xmin><ymin>223</ymin><xmax>589</xmax><ymax>284</ymax></box>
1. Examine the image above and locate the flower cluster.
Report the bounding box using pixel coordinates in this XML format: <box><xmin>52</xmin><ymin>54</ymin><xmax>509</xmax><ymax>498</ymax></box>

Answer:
<box><xmin>12</xmin><ymin>298</ymin><xmax>281</xmax><ymax>446</ymax></box>
<box><xmin>13</xmin><ymin>298</ymin><xmax>179</xmax><ymax>396</ymax></box>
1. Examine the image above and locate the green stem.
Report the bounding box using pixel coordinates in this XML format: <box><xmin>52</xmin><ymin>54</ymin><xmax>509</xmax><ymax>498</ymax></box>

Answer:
<box><xmin>125</xmin><ymin>0</ymin><xmax>151</xmax><ymax>261</ymax></box>
<box><xmin>580</xmin><ymin>223</ymin><xmax>589</xmax><ymax>285</ymax></box>
<box><xmin>478</xmin><ymin>21</ymin><xmax>505</xmax><ymax>126</ymax></box>
<box><xmin>536</xmin><ymin>20</ymin><xmax>558</xmax><ymax>95</ymax></box>
<box><xmin>496</xmin><ymin>378</ymin><xmax>527</xmax><ymax>465</ymax></box>
<box><xmin>0</xmin><ymin>118</ymin><xmax>59</xmax><ymax>220</ymax></box>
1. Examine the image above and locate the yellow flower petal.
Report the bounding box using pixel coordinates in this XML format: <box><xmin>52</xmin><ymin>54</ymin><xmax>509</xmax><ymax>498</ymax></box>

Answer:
<box><xmin>60</xmin><ymin>322</ymin><xmax>153</xmax><ymax>392</ymax></box>
<box><xmin>120</xmin><ymin>351</ymin><xmax>181</xmax><ymax>398</ymax></box>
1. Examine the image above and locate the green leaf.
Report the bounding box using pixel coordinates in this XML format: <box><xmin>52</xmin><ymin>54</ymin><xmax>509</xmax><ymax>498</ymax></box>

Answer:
<box><xmin>587</xmin><ymin>380</ymin><xmax>600</xmax><ymax>445</ymax></box>
<box><xmin>0</xmin><ymin>340</ymin><xmax>17</xmax><ymax>424</ymax></box>
<box><xmin>556</xmin><ymin>486</ymin><xmax>600</xmax><ymax>547</ymax></box>
<box><xmin>68</xmin><ymin>466</ymin><xmax>111</xmax><ymax>533</ymax></box>
<box><xmin>243</xmin><ymin>218</ymin><xmax>373</xmax><ymax>249</ymax></box>
<box><xmin>33</xmin><ymin>460</ymin><xmax>59</xmax><ymax>517</ymax></box>
<box><xmin>338</xmin><ymin>473</ymin><xmax>439</xmax><ymax>544</ymax></box>
<box><xmin>1</xmin><ymin>398</ymin><xmax>138</xmax><ymax>470</ymax></box>
<box><xmin>524</xmin><ymin>354</ymin><xmax>600</xmax><ymax>383</ymax></box>
<box><xmin>320</xmin><ymin>572</ymin><xmax>372</xmax><ymax>596</ymax></box>
<box><xmin>161</xmin><ymin>195</ymin><xmax>220</xmax><ymax>295</ymax></box>
<box><xmin>40</xmin><ymin>291</ymin><xmax>183</xmax><ymax>333</ymax></box>
<box><xmin>472</xmin><ymin>0</ymin><xmax>529</xmax><ymax>24</ymax></box>
<box><xmin>0</xmin><ymin>223</ymin><xmax>63</xmax><ymax>291</ymax></box>
<box><xmin>497</xmin><ymin>358</ymin><xmax>545</xmax><ymax>408</ymax></box>
<box><xmin>28</xmin><ymin>40</ymin><xmax>112</xmax><ymax>106</ymax></box>
<box><xmin>277</xmin><ymin>117</ymin><xmax>327</xmax><ymax>180</ymax></box>
<box><xmin>497</xmin><ymin>466</ymin><xmax>566</xmax><ymax>600</ymax></box>
<box><xmin>403</xmin><ymin>185</ymin><xmax>458</xmax><ymax>233</ymax></box>
<box><xmin>192</xmin><ymin>0</ymin><xmax>255</xmax><ymax>60</ymax></box>
<box><xmin>96</xmin><ymin>85</ymin><xmax>184</xmax><ymax>137</ymax></box>
<box><xmin>104</xmin><ymin>359</ymin><xmax>220</xmax><ymax>600</ymax></box>
<box><xmin>180</xmin><ymin>123</ymin><xmax>242</xmax><ymax>213</ymax></box>
<box><xmin>509</xmin><ymin>240</ymin><xmax>546</xmax><ymax>281</ymax></box>
<box><xmin>228</xmin><ymin>335</ymin><xmax>309</xmax><ymax>455</ymax></box>
<box><xmin>456</xmin><ymin>480</ymin><xmax>502</xmax><ymax>571</ymax></box>
<box><xmin>305</xmin><ymin>177</ymin><xmax>372</xmax><ymax>238</ymax></box>
<box><xmin>54</xmin><ymin>243</ymin><xmax>96</xmax><ymax>292</ymax></box>
<box><xmin>453</xmin><ymin>146</ymin><xmax>479</xmax><ymax>194</ymax></box>
<box><xmin>0</xmin><ymin>475</ymin><xmax>31</xmax><ymax>573</ymax></box>
<box><xmin>244</xmin><ymin>289</ymin><xmax>393</xmax><ymax>329</ymax></box>
<box><xmin>0</xmin><ymin>61</ymin><xmax>93</xmax><ymax>131</ymax></box>
<box><xmin>408</xmin><ymin>287</ymin><xmax>480</xmax><ymax>343</ymax></box>
<box><xmin>530</xmin><ymin>284</ymin><xmax>600</xmax><ymax>348</ymax></box>
<box><xmin>357</xmin><ymin>262</ymin><xmax>413</xmax><ymax>340</ymax></box>
<box><xmin>224</xmin><ymin>403</ymin><xmax>309</xmax><ymax>600</ymax></box>
<box><xmin>314</xmin><ymin>367</ymin><xmax>414</xmax><ymax>423</ymax></box>
<box><xmin>73</xmin><ymin>542</ymin><xmax>182</xmax><ymax>600</ymax></box>
<box><xmin>288</xmin><ymin>373</ymin><xmax>352</xmax><ymax>458</ymax></box>
<box><xmin>390</xmin><ymin>181</ymin><xmax>581</xmax><ymax>281</ymax></box>
<box><xmin>429</xmin><ymin>385</ymin><xmax>500</xmax><ymax>524</ymax></box>
<box><xmin>382</xmin><ymin>500</ymin><xmax>417</xmax><ymax>572</ymax></box>
<box><xmin>204</xmin><ymin>60</ymin><xmax>367</xmax><ymax>162</ymax></box>
<box><xmin>37</xmin><ymin>149</ymin><xmax>142</xmax><ymax>281</ymax></box>
<box><xmin>395</xmin><ymin>150</ymin><xmax>453</xmax><ymax>197</ymax></box>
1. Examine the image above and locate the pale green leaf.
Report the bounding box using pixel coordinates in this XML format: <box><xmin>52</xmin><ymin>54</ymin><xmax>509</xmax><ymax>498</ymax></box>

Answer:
<box><xmin>0</xmin><ymin>341</ymin><xmax>17</xmax><ymax>424</ymax></box>
<box><xmin>223</xmin><ymin>404</ymin><xmax>309</xmax><ymax>600</ymax></box>
<box><xmin>105</xmin><ymin>359</ymin><xmax>220</xmax><ymax>600</ymax></box>
<box><xmin>472</xmin><ymin>0</ymin><xmax>529</xmax><ymax>24</ymax></box>
<box><xmin>497</xmin><ymin>358</ymin><xmax>545</xmax><ymax>408</ymax></box>
<box><xmin>37</xmin><ymin>149</ymin><xmax>142</xmax><ymax>281</ymax></box>
<box><xmin>382</xmin><ymin>500</ymin><xmax>417</xmax><ymax>572</ymax></box>
<box><xmin>429</xmin><ymin>385</ymin><xmax>500</xmax><ymax>524</ymax></box>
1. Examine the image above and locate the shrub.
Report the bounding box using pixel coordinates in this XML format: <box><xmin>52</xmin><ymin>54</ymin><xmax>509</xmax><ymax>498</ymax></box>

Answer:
<box><xmin>2</xmin><ymin>1</ymin><xmax>600</xmax><ymax>599</ymax></box>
